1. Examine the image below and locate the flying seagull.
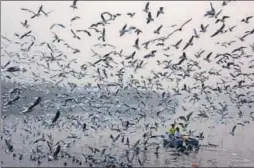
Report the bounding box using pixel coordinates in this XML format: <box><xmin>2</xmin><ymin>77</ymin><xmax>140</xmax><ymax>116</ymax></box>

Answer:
<box><xmin>71</xmin><ymin>0</ymin><xmax>78</xmax><ymax>9</ymax></box>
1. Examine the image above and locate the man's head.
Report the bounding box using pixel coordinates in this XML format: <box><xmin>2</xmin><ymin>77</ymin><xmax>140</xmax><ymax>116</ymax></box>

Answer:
<box><xmin>171</xmin><ymin>124</ymin><xmax>175</xmax><ymax>128</ymax></box>
<box><xmin>176</xmin><ymin>127</ymin><xmax>180</xmax><ymax>131</ymax></box>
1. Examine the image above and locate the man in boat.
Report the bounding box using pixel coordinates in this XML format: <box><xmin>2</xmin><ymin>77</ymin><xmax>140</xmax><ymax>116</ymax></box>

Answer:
<box><xmin>174</xmin><ymin>127</ymin><xmax>181</xmax><ymax>139</ymax></box>
<box><xmin>174</xmin><ymin>127</ymin><xmax>186</xmax><ymax>151</ymax></box>
<box><xmin>175</xmin><ymin>127</ymin><xmax>190</xmax><ymax>141</ymax></box>
<box><xmin>163</xmin><ymin>124</ymin><xmax>177</xmax><ymax>147</ymax></box>
<box><xmin>169</xmin><ymin>124</ymin><xmax>176</xmax><ymax>135</ymax></box>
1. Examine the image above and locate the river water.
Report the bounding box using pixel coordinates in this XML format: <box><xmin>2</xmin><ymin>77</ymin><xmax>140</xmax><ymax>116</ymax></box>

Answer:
<box><xmin>1</xmin><ymin>109</ymin><xmax>254</xmax><ymax>167</ymax></box>
<box><xmin>1</xmin><ymin>82</ymin><xmax>254</xmax><ymax>167</ymax></box>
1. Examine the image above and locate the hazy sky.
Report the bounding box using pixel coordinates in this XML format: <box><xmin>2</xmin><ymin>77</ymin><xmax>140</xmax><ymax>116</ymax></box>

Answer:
<box><xmin>1</xmin><ymin>1</ymin><xmax>254</xmax><ymax>88</ymax></box>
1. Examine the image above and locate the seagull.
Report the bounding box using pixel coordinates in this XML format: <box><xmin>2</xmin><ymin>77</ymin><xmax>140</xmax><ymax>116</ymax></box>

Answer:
<box><xmin>71</xmin><ymin>16</ymin><xmax>81</xmax><ymax>22</ymax></box>
<box><xmin>204</xmin><ymin>2</ymin><xmax>215</xmax><ymax>17</ymax></box>
<box><xmin>194</xmin><ymin>49</ymin><xmax>205</xmax><ymax>58</ymax></box>
<box><xmin>125</xmin><ymin>51</ymin><xmax>136</xmax><ymax>60</ymax></box>
<box><xmin>29</xmin><ymin>5</ymin><xmax>44</xmax><ymax>19</ymax></box>
<box><xmin>76</xmin><ymin>30</ymin><xmax>91</xmax><ymax>36</ymax></box>
<box><xmin>211</xmin><ymin>23</ymin><xmax>225</xmax><ymax>37</ymax></box>
<box><xmin>178</xmin><ymin>112</ymin><xmax>193</xmax><ymax>122</ymax></box>
<box><xmin>133</xmin><ymin>38</ymin><xmax>140</xmax><ymax>50</ymax></box>
<box><xmin>135</xmin><ymin>29</ymin><xmax>143</xmax><ymax>35</ymax></box>
<box><xmin>112</xmin><ymin>13</ymin><xmax>121</xmax><ymax>20</ymax></box>
<box><xmin>245</xmin><ymin>28</ymin><xmax>254</xmax><ymax>34</ymax></box>
<box><xmin>183</xmin><ymin>36</ymin><xmax>194</xmax><ymax>50</ymax></box>
<box><xmin>222</xmin><ymin>0</ymin><xmax>228</xmax><ymax>6</ymax></box>
<box><xmin>71</xmin><ymin>0</ymin><xmax>78</xmax><ymax>9</ymax></box>
<box><xmin>20</xmin><ymin>30</ymin><xmax>32</xmax><ymax>39</ymax></box>
<box><xmin>200</xmin><ymin>24</ymin><xmax>209</xmax><ymax>33</ymax></box>
<box><xmin>193</xmin><ymin>29</ymin><xmax>199</xmax><ymax>38</ymax></box>
<box><xmin>146</xmin><ymin>12</ymin><xmax>154</xmax><ymax>24</ymax></box>
<box><xmin>52</xmin><ymin>32</ymin><xmax>64</xmax><ymax>43</ymax></box>
<box><xmin>237</xmin><ymin>33</ymin><xmax>249</xmax><ymax>42</ymax></box>
<box><xmin>228</xmin><ymin>25</ymin><xmax>237</xmax><ymax>32</ymax></box>
<box><xmin>215</xmin><ymin>15</ymin><xmax>230</xmax><ymax>23</ymax></box>
<box><xmin>204</xmin><ymin>52</ymin><xmax>213</xmax><ymax>62</ymax></box>
<box><xmin>127</xmin><ymin>13</ymin><xmax>135</xmax><ymax>17</ymax></box>
<box><xmin>21</xmin><ymin>20</ymin><xmax>29</xmax><ymax>28</ymax></box>
<box><xmin>101</xmin><ymin>12</ymin><xmax>113</xmax><ymax>24</ymax></box>
<box><xmin>171</xmin><ymin>39</ymin><xmax>182</xmax><ymax>49</ymax></box>
<box><xmin>241</xmin><ymin>16</ymin><xmax>253</xmax><ymax>24</ymax></box>
<box><xmin>232</xmin><ymin>46</ymin><xmax>246</xmax><ymax>53</ymax></box>
<box><xmin>50</xmin><ymin>24</ymin><xmax>65</xmax><ymax>30</ymax></box>
<box><xmin>157</xmin><ymin>7</ymin><xmax>164</xmax><ymax>18</ymax></box>
<box><xmin>144</xmin><ymin>50</ymin><xmax>157</xmax><ymax>58</ymax></box>
<box><xmin>154</xmin><ymin>25</ymin><xmax>163</xmax><ymax>34</ymax></box>
<box><xmin>227</xmin><ymin>40</ymin><xmax>236</xmax><ymax>45</ymax></box>
<box><xmin>71</xmin><ymin>29</ymin><xmax>81</xmax><ymax>40</ymax></box>
<box><xmin>21</xmin><ymin>7</ymin><xmax>41</xmax><ymax>19</ymax></box>
<box><xmin>94</xmin><ymin>43</ymin><xmax>115</xmax><ymax>48</ymax></box>
<box><xmin>120</xmin><ymin>24</ymin><xmax>128</xmax><ymax>36</ymax></box>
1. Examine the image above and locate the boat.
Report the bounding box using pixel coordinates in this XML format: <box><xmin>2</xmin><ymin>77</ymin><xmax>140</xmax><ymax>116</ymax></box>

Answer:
<box><xmin>162</xmin><ymin>134</ymin><xmax>200</xmax><ymax>152</ymax></box>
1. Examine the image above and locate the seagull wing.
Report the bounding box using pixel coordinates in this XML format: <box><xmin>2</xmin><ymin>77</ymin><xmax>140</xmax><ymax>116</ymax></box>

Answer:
<box><xmin>232</xmin><ymin>125</ymin><xmax>236</xmax><ymax>134</ymax></box>
<box><xmin>85</xmin><ymin>30</ymin><xmax>91</xmax><ymax>36</ymax></box>
<box><xmin>101</xmin><ymin>13</ymin><xmax>106</xmax><ymax>22</ymax></box>
<box><xmin>178</xmin><ymin>116</ymin><xmax>187</xmax><ymax>122</ymax></box>
<box><xmin>247</xmin><ymin>16</ymin><xmax>253</xmax><ymax>21</ymax></box>
<box><xmin>180</xmin><ymin>18</ymin><xmax>192</xmax><ymax>28</ymax></box>
<box><xmin>122</xmin><ymin>24</ymin><xmax>127</xmax><ymax>31</ymax></box>
<box><xmin>71</xmin><ymin>29</ymin><xmax>76</xmax><ymax>36</ymax></box>
<box><xmin>211</xmin><ymin>30</ymin><xmax>220</xmax><ymax>37</ymax></box>
<box><xmin>135</xmin><ymin>38</ymin><xmax>139</xmax><ymax>46</ymax></box>
<box><xmin>201</xmin><ymin>24</ymin><xmax>204</xmax><ymax>30</ymax></box>
<box><xmin>21</xmin><ymin>8</ymin><xmax>36</xmax><ymax>15</ymax></box>
<box><xmin>183</xmin><ymin>43</ymin><xmax>189</xmax><ymax>50</ymax></box>
<box><xmin>176</xmin><ymin>39</ymin><xmax>182</xmax><ymax>46</ymax></box>
<box><xmin>145</xmin><ymin>2</ymin><xmax>149</xmax><ymax>10</ymax></box>
<box><xmin>186</xmin><ymin>112</ymin><xmax>193</xmax><ymax>121</ymax></box>
<box><xmin>210</xmin><ymin>2</ymin><xmax>215</xmax><ymax>11</ymax></box>
<box><xmin>73</xmin><ymin>0</ymin><xmax>77</xmax><ymax>6</ymax></box>
<box><xmin>157</xmin><ymin>11</ymin><xmax>160</xmax><ymax>18</ymax></box>
<box><xmin>194</xmin><ymin>28</ymin><xmax>198</xmax><ymax>36</ymax></box>
<box><xmin>52</xmin><ymin>110</ymin><xmax>60</xmax><ymax>123</ymax></box>
<box><xmin>219</xmin><ymin>23</ymin><xmax>225</xmax><ymax>31</ymax></box>
<box><xmin>189</xmin><ymin>35</ymin><xmax>194</xmax><ymax>43</ymax></box>
<box><xmin>158</xmin><ymin>25</ymin><xmax>163</xmax><ymax>31</ymax></box>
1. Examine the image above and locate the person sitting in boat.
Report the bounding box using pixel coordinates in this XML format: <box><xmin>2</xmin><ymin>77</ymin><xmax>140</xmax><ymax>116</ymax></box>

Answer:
<box><xmin>174</xmin><ymin>127</ymin><xmax>184</xmax><ymax>148</ymax></box>
<box><xmin>175</xmin><ymin>127</ymin><xmax>190</xmax><ymax>140</ymax></box>
<box><xmin>174</xmin><ymin>127</ymin><xmax>181</xmax><ymax>139</ymax></box>
<box><xmin>169</xmin><ymin>124</ymin><xmax>176</xmax><ymax>135</ymax></box>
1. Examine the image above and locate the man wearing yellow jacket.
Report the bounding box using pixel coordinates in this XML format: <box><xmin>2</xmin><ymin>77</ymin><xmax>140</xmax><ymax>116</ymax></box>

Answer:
<box><xmin>169</xmin><ymin>124</ymin><xmax>176</xmax><ymax>135</ymax></box>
